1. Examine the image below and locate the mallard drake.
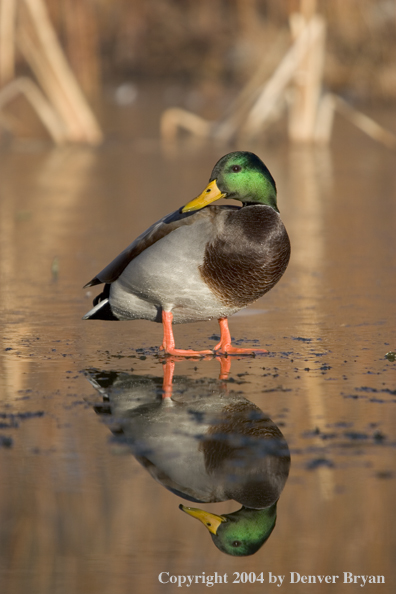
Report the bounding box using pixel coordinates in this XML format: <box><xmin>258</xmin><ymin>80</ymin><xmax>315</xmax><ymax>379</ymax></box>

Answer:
<box><xmin>86</xmin><ymin>368</ymin><xmax>290</xmax><ymax>556</ymax></box>
<box><xmin>83</xmin><ymin>151</ymin><xmax>290</xmax><ymax>356</ymax></box>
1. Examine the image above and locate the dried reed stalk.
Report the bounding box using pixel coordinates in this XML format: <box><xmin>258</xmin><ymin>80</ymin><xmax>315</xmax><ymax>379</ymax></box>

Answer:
<box><xmin>160</xmin><ymin>108</ymin><xmax>212</xmax><ymax>141</ymax></box>
<box><xmin>20</xmin><ymin>0</ymin><xmax>102</xmax><ymax>144</ymax></box>
<box><xmin>160</xmin><ymin>30</ymin><xmax>289</xmax><ymax>142</ymax></box>
<box><xmin>215</xmin><ymin>31</ymin><xmax>289</xmax><ymax>141</ymax></box>
<box><xmin>0</xmin><ymin>76</ymin><xmax>67</xmax><ymax>143</ymax></box>
<box><xmin>288</xmin><ymin>12</ymin><xmax>326</xmax><ymax>141</ymax></box>
<box><xmin>0</xmin><ymin>0</ymin><xmax>17</xmax><ymax>86</ymax></box>
<box><xmin>334</xmin><ymin>95</ymin><xmax>396</xmax><ymax>149</ymax></box>
<box><xmin>243</xmin><ymin>16</ymin><xmax>323</xmax><ymax>139</ymax></box>
<box><xmin>314</xmin><ymin>92</ymin><xmax>396</xmax><ymax>148</ymax></box>
<box><xmin>62</xmin><ymin>0</ymin><xmax>101</xmax><ymax>97</ymax></box>
<box><xmin>160</xmin><ymin>18</ymin><xmax>320</xmax><ymax>142</ymax></box>
<box><xmin>314</xmin><ymin>93</ymin><xmax>336</xmax><ymax>143</ymax></box>
<box><xmin>17</xmin><ymin>26</ymin><xmax>83</xmax><ymax>141</ymax></box>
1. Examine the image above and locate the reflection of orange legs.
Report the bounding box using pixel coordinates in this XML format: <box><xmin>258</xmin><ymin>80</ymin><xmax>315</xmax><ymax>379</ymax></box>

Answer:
<box><xmin>160</xmin><ymin>311</ymin><xmax>213</xmax><ymax>357</ymax></box>
<box><xmin>162</xmin><ymin>357</ymin><xmax>231</xmax><ymax>396</ymax></box>
<box><xmin>217</xmin><ymin>356</ymin><xmax>231</xmax><ymax>380</ymax></box>
<box><xmin>214</xmin><ymin>318</ymin><xmax>268</xmax><ymax>355</ymax></box>
<box><xmin>162</xmin><ymin>359</ymin><xmax>175</xmax><ymax>398</ymax></box>
<box><xmin>161</xmin><ymin>355</ymin><xmax>232</xmax><ymax>396</ymax></box>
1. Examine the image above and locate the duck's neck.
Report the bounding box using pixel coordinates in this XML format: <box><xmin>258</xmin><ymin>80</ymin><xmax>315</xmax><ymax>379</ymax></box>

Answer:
<box><xmin>228</xmin><ymin>502</ymin><xmax>277</xmax><ymax>536</ymax></box>
<box><xmin>242</xmin><ymin>201</ymin><xmax>279</xmax><ymax>213</ymax></box>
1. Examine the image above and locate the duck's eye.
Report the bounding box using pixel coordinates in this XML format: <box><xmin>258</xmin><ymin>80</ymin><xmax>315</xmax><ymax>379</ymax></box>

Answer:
<box><xmin>232</xmin><ymin>540</ymin><xmax>242</xmax><ymax>547</ymax></box>
<box><xmin>232</xmin><ymin>165</ymin><xmax>241</xmax><ymax>172</ymax></box>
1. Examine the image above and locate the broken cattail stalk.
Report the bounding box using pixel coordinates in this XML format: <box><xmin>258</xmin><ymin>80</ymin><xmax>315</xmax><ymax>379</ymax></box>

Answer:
<box><xmin>17</xmin><ymin>27</ymin><xmax>85</xmax><ymax>141</ymax></box>
<box><xmin>21</xmin><ymin>0</ymin><xmax>102</xmax><ymax>144</ymax></box>
<box><xmin>334</xmin><ymin>95</ymin><xmax>396</xmax><ymax>150</ymax></box>
<box><xmin>243</xmin><ymin>16</ymin><xmax>323</xmax><ymax>139</ymax></box>
<box><xmin>0</xmin><ymin>76</ymin><xmax>67</xmax><ymax>143</ymax></box>
<box><xmin>288</xmin><ymin>13</ymin><xmax>326</xmax><ymax>142</ymax></box>
<box><xmin>0</xmin><ymin>0</ymin><xmax>17</xmax><ymax>86</ymax></box>
<box><xmin>160</xmin><ymin>108</ymin><xmax>212</xmax><ymax>141</ymax></box>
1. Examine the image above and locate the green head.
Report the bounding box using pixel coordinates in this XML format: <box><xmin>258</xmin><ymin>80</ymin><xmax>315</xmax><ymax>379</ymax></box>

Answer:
<box><xmin>180</xmin><ymin>503</ymin><xmax>277</xmax><ymax>557</ymax></box>
<box><xmin>182</xmin><ymin>151</ymin><xmax>278</xmax><ymax>213</ymax></box>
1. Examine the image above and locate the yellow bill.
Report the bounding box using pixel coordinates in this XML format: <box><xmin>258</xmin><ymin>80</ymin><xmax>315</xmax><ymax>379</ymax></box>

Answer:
<box><xmin>182</xmin><ymin>180</ymin><xmax>226</xmax><ymax>213</ymax></box>
<box><xmin>179</xmin><ymin>505</ymin><xmax>227</xmax><ymax>535</ymax></box>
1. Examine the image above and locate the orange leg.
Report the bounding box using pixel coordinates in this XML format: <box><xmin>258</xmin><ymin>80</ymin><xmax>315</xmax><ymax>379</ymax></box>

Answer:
<box><xmin>214</xmin><ymin>317</ymin><xmax>268</xmax><ymax>355</ymax></box>
<box><xmin>160</xmin><ymin>311</ymin><xmax>213</xmax><ymax>357</ymax></box>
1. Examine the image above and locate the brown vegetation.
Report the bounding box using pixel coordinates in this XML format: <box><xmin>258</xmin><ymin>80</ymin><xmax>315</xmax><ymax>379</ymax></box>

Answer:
<box><xmin>40</xmin><ymin>0</ymin><xmax>396</xmax><ymax>102</ymax></box>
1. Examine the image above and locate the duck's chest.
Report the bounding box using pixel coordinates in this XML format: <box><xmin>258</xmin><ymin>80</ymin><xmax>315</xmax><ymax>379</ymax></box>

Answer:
<box><xmin>200</xmin><ymin>206</ymin><xmax>291</xmax><ymax>308</ymax></box>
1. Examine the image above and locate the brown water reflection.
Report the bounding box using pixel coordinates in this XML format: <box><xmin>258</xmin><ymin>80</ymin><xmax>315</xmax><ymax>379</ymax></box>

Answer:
<box><xmin>0</xmin><ymin>115</ymin><xmax>396</xmax><ymax>592</ymax></box>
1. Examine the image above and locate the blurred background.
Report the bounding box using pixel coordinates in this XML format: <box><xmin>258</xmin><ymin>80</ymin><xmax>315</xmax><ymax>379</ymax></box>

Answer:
<box><xmin>16</xmin><ymin>0</ymin><xmax>396</xmax><ymax>96</ymax></box>
<box><xmin>0</xmin><ymin>0</ymin><xmax>395</xmax><ymax>145</ymax></box>
<box><xmin>57</xmin><ymin>0</ymin><xmax>396</xmax><ymax>101</ymax></box>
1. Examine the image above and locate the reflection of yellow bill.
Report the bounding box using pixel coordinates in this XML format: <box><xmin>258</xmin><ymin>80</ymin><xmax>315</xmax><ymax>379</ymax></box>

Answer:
<box><xmin>182</xmin><ymin>180</ymin><xmax>226</xmax><ymax>213</ymax></box>
<box><xmin>179</xmin><ymin>505</ymin><xmax>227</xmax><ymax>535</ymax></box>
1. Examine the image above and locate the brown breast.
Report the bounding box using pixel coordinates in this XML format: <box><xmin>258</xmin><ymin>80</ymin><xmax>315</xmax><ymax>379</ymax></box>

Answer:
<box><xmin>199</xmin><ymin>205</ymin><xmax>290</xmax><ymax>308</ymax></box>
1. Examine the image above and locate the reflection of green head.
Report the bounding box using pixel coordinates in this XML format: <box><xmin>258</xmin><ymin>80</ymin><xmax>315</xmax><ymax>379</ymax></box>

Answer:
<box><xmin>180</xmin><ymin>502</ymin><xmax>277</xmax><ymax>557</ymax></box>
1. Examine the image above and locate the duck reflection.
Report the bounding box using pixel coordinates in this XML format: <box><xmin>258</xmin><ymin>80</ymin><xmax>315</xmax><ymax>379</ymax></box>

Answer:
<box><xmin>86</xmin><ymin>363</ymin><xmax>290</xmax><ymax>556</ymax></box>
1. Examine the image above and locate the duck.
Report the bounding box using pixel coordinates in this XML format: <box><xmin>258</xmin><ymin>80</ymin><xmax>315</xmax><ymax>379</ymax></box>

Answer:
<box><xmin>86</xmin><ymin>367</ymin><xmax>290</xmax><ymax>556</ymax></box>
<box><xmin>83</xmin><ymin>151</ymin><xmax>290</xmax><ymax>356</ymax></box>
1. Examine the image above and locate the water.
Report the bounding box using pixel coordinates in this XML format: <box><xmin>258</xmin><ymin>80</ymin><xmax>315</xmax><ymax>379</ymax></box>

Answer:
<box><xmin>0</xmin><ymin>109</ymin><xmax>396</xmax><ymax>593</ymax></box>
